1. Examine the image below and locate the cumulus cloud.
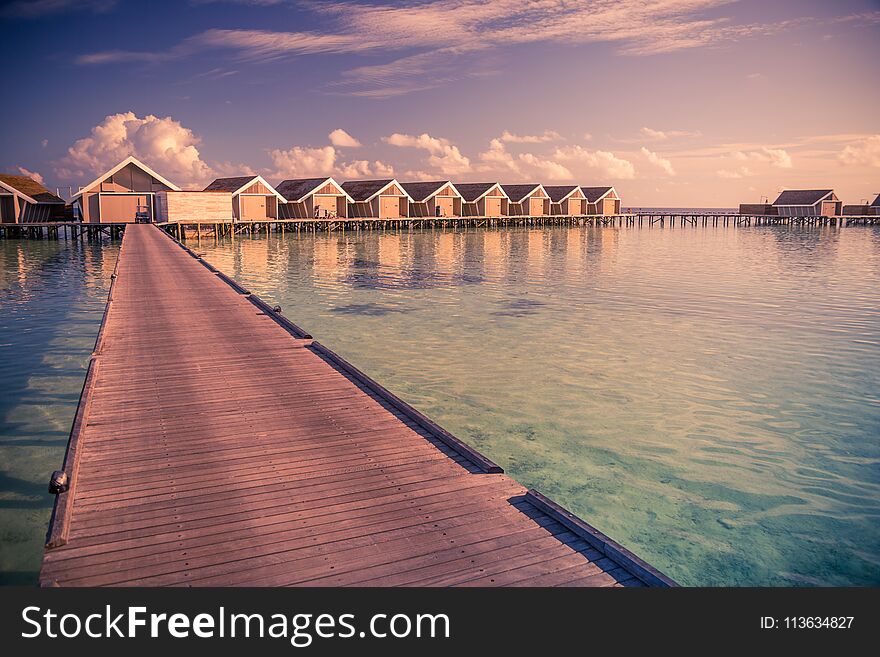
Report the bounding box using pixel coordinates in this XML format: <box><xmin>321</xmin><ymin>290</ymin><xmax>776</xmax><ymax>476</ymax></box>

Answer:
<box><xmin>328</xmin><ymin>128</ymin><xmax>362</xmax><ymax>148</ymax></box>
<box><xmin>640</xmin><ymin>147</ymin><xmax>676</xmax><ymax>176</ymax></box>
<box><xmin>554</xmin><ymin>145</ymin><xmax>635</xmax><ymax>179</ymax></box>
<box><xmin>517</xmin><ymin>153</ymin><xmax>572</xmax><ymax>180</ymax></box>
<box><xmin>55</xmin><ymin>112</ymin><xmax>214</xmax><ymax>187</ymax></box>
<box><xmin>717</xmin><ymin>167</ymin><xmax>753</xmax><ymax>179</ymax></box>
<box><xmin>384</xmin><ymin>132</ymin><xmax>471</xmax><ymax>174</ymax></box>
<box><xmin>16</xmin><ymin>167</ymin><xmax>45</xmax><ymax>184</ymax></box>
<box><xmin>500</xmin><ymin>130</ymin><xmax>561</xmax><ymax>144</ymax></box>
<box><xmin>839</xmin><ymin>134</ymin><xmax>880</xmax><ymax>167</ymax></box>
<box><xmin>735</xmin><ymin>147</ymin><xmax>792</xmax><ymax>168</ymax></box>
<box><xmin>479</xmin><ymin>138</ymin><xmax>521</xmax><ymax>173</ymax></box>
<box><xmin>268</xmin><ymin>144</ymin><xmax>392</xmax><ymax>180</ymax></box>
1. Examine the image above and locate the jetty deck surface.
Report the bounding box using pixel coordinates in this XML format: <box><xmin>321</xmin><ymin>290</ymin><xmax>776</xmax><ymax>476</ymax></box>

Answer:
<box><xmin>40</xmin><ymin>224</ymin><xmax>670</xmax><ymax>587</ymax></box>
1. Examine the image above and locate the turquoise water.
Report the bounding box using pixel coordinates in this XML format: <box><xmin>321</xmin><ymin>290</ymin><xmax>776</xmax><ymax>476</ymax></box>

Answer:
<box><xmin>1</xmin><ymin>225</ymin><xmax>878</xmax><ymax>586</ymax></box>
<box><xmin>188</xmin><ymin>224</ymin><xmax>880</xmax><ymax>586</ymax></box>
<box><xmin>0</xmin><ymin>238</ymin><xmax>117</xmax><ymax>585</ymax></box>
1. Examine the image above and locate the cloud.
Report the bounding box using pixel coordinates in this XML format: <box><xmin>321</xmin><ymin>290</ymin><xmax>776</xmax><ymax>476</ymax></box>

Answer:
<box><xmin>717</xmin><ymin>167</ymin><xmax>753</xmax><ymax>179</ymax></box>
<box><xmin>77</xmin><ymin>1</ymin><xmax>816</xmax><ymax>97</ymax></box>
<box><xmin>268</xmin><ymin>144</ymin><xmax>392</xmax><ymax>180</ymax></box>
<box><xmin>328</xmin><ymin>129</ymin><xmax>362</xmax><ymax>148</ymax></box>
<box><xmin>2</xmin><ymin>0</ymin><xmax>115</xmax><ymax>19</ymax></box>
<box><xmin>500</xmin><ymin>130</ymin><xmax>561</xmax><ymax>144</ymax></box>
<box><xmin>554</xmin><ymin>145</ymin><xmax>635</xmax><ymax>179</ymax></box>
<box><xmin>16</xmin><ymin>167</ymin><xmax>45</xmax><ymax>185</ymax></box>
<box><xmin>640</xmin><ymin>147</ymin><xmax>676</xmax><ymax>175</ymax></box>
<box><xmin>41</xmin><ymin>139</ymin><xmax>49</xmax><ymax>148</ymax></box>
<box><xmin>55</xmin><ymin>112</ymin><xmax>214</xmax><ymax>187</ymax></box>
<box><xmin>640</xmin><ymin>127</ymin><xmax>700</xmax><ymax>141</ymax></box>
<box><xmin>735</xmin><ymin>147</ymin><xmax>792</xmax><ymax>168</ymax></box>
<box><xmin>839</xmin><ymin>135</ymin><xmax>880</xmax><ymax>168</ymax></box>
<box><xmin>516</xmin><ymin>153</ymin><xmax>572</xmax><ymax>180</ymax></box>
<box><xmin>384</xmin><ymin>132</ymin><xmax>471</xmax><ymax>174</ymax></box>
<box><xmin>475</xmin><ymin>138</ymin><xmax>571</xmax><ymax>179</ymax></box>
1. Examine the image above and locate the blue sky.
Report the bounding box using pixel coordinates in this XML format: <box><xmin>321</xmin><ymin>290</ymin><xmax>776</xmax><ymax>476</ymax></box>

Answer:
<box><xmin>1</xmin><ymin>0</ymin><xmax>879</xmax><ymax>205</ymax></box>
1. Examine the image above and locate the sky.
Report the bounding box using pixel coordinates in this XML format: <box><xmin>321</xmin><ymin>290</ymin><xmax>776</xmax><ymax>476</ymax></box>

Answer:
<box><xmin>1</xmin><ymin>0</ymin><xmax>878</xmax><ymax>207</ymax></box>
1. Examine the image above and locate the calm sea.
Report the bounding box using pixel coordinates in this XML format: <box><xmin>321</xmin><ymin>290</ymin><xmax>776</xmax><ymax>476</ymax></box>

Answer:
<box><xmin>1</xmin><ymin>223</ymin><xmax>878</xmax><ymax>586</ymax></box>
<box><xmin>0</xmin><ymin>238</ymin><xmax>117</xmax><ymax>584</ymax></box>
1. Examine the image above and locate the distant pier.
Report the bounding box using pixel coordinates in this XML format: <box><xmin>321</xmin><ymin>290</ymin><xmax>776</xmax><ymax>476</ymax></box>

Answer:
<box><xmin>2</xmin><ymin>212</ymin><xmax>877</xmax><ymax>242</ymax></box>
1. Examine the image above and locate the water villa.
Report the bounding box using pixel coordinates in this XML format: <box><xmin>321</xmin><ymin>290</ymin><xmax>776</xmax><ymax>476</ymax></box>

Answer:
<box><xmin>154</xmin><ymin>190</ymin><xmax>233</xmax><ymax>224</ymax></box>
<box><xmin>0</xmin><ymin>174</ymin><xmax>65</xmax><ymax>223</ymax></box>
<box><xmin>502</xmin><ymin>184</ymin><xmax>549</xmax><ymax>217</ymax></box>
<box><xmin>842</xmin><ymin>193</ymin><xmax>880</xmax><ymax>216</ymax></box>
<box><xmin>772</xmin><ymin>189</ymin><xmax>841</xmax><ymax>217</ymax></box>
<box><xmin>342</xmin><ymin>179</ymin><xmax>411</xmax><ymax>219</ymax></box>
<box><xmin>276</xmin><ymin>177</ymin><xmax>352</xmax><ymax>219</ymax></box>
<box><xmin>582</xmin><ymin>187</ymin><xmax>621</xmax><ymax>215</ymax></box>
<box><xmin>400</xmin><ymin>181</ymin><xmax>462</xmax><ymax>218</ymax></box>
<box><xmin>203</xmin><ymin>175</ymin><xmax>285</xmax><ymax>222</ymax></box>
<box><xmin>70</xmin><ymin>156</ymin><xmax>180</xmax><ymax>223</ymax></box>
<box><xmin>457</xmin><ymin>183</ymin><xmax>509</xmax><ymax>217</ymax></box>
<box><xmin>545</xmin><ymin>185</ymin><xmax>588</xmax><ymax>216</ymax></box>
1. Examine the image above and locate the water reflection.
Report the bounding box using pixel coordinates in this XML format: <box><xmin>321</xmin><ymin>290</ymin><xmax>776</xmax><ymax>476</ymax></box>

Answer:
<box><xmin>0</xmin><ymin>238</ymin><xmax>117</xmax><ymax>584</ymax></box>
<box><xmin>194</xmin><ymin>224</ymin><xmax>880</xmax><ymax>586</ymax></box>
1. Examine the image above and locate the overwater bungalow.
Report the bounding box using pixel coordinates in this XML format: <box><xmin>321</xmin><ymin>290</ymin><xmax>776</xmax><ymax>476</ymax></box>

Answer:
<box><xmin>0</xmin><ymin>174</ymin><xmax>65</xmax><ymax>223</ymax></box>
<box><xmin>203</xmin><ymin>175</ymin><xmax>285</xmax><ymax>222</ymax></box>
<box><xmin>341</xmin><ymin>179</ymin><xmax>411</xmax><ymax>219</ymax></box>
<box><xmin>276</xmin><ymin>177</ymin><xmax>352</xmax><ymax>219</ymax></box>
<box><xmin>502</xmin><ymin>184</ymin><xmax>549</xmax><ymax>216</ymax></box>
<box><xmin>70</xmin><ymin>155</ymin><xmax>180</xmax><ymax>223</ymax></box>
<box><xmin>545</xmin><ymin>185</ymin><xmax>588</xmax><ymax>216</ymax></box>
<box><xmin>771</xmin><ymin>189</ymin><xmax>841</xmax><ymax>217</ymax></box>
<box><xmin>739</xmin><ymin>202</ymin><xmax>776</xmax><ymax>215</ymax></box>
<box><xmin>154</xmin><ymin>190</ymin><xmax>233</xmax><ymax>223</ymax></box>
<box><xmin>581</xmin><ymin>186</ymin><xmax>621</xmax><ymax>215</ymax></box>
<box><xmin>843</xmin><ymin>193</ymin><xmax>880</xmax><ymax>216</ymax></box>
<box><xmin>456</xmin><ymin>183</ymin><xmax>509</xmax><ymax>217</ymax></box>
<box><xmin>399</xmin><ymin>181</ymin><xmax>462</xmax><ymax>218</ymax></box>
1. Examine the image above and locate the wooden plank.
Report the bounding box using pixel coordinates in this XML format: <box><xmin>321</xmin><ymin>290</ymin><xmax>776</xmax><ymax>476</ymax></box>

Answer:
<box><xmin>40</xmin><ymin>224</ymin><xmax>673</xmax><ymax>588</ymax></box>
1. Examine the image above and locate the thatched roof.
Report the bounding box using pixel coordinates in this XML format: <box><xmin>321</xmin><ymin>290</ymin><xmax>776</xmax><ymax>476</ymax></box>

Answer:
<box><xmin>455</xmin><ymin>183</ymin><xmax>504</xmax><ymax>202</ymax></box>
<box><xmin>204</xmin><ymin>176</ymin><xmax>258</xmax><ymax>193</ymax></box>
<box><xmin>399</xmin><ymin>181</ymin><xmax>454</xmax><ymax>202</ymax></box>
<box><xmin>0</xmin><ymin>174</ymin><xmax>64</xmax><ymax>203</ymax></box>
<box><xmin>276</xmin><ymin>178</ymin><xmax>343</xmax><ymax>202</ymax></box>
<box><xmin>501</xmin><ymin>184</ymin><xmax>542</xmax><ymax>203</ymax></box>
<box><xmin>543</xmin><ymin>185</ymin><xmax>580</xmax><ymax>203</ymax></box>
<box><xmin>341</xmin><ymin>179</ymin><xmax>396</xmax><ymax>202</ymax></box>
<box><xmin>772</xmin><ymin>189</ymin><xmax>834</xmax><ymax>206</ymax></box>
<box><xmin>580</xmin><ymin>186</ymin><xmax>614</xmax><ymax>202</ymax></box>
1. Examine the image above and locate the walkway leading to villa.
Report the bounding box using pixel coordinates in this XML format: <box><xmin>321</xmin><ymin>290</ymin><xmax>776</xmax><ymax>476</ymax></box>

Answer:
<box><xmin>40</xmin><ymin>223</ymin><xmax>675</xmax><ymax>587</ymax></box>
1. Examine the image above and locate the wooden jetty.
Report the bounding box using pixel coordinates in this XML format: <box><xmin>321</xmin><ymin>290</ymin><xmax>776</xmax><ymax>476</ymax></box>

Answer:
<box><xmin>3</xmin><ymin>211</ymin><xmax>878</xmax><ymax>242</ymax></box>
<box><xmin>40</xmin><ymin>224</ymin><xmax>675</xmax><ymax>587</ymax></box>
<box><xmin>156</xmin><ymin>212</ymin><xmax>879</xmax><ymax>237</ymax></box>
<box><xmin>0</xmin><ymin>221</ymin><xmax>127</xmax><ymax>240</ymax></box>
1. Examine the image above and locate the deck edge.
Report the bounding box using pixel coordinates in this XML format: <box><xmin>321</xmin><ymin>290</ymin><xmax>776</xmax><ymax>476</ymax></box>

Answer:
<box><xmin>42</xmin><ymin>230</ymin><xmax>126</xmax><ymax>562</ymax></box>
<box><xmin>160</xmin><ymin>227</ymin><xmax>312</xmax><ymax>338</ymax></box>
<box><xmin>525</xmin><ymin>489</ymin><xmax>679</xmax><ymax>587</ymax></box>
<box><xmin>158</xmin><ymin>224</ymin><xmax>502</xmax><ymax>474</ymax></box>
<box><xmin>309</xmin><ymin>341</ymin><xmax>504</xmax><ymax>475</ymax></box>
